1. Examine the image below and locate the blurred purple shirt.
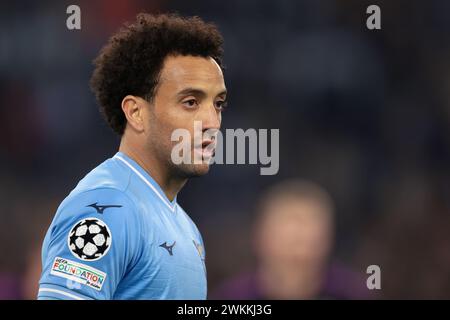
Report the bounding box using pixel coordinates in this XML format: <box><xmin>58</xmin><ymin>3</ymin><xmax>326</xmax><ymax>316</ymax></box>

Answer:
<box><xmin>211</xmin><ymin>261</ymin><xmax>374</xmax><ymax>300</ymax></box>
<box><xmin>0</xmin><ymin>274</ymin><xmax>22</xmax><ymax>300</ymax></box>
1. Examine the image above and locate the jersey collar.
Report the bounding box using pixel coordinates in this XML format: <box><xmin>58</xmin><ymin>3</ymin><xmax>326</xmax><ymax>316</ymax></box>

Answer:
<box><xmin>113</xmin><ymin>152</ymin><xmax>177</xmax><ymax>212</ymax></box>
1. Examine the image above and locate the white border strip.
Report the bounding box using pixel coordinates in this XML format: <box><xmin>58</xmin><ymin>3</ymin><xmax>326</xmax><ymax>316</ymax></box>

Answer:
<box><xmin>114</xmin><ymin>155</ymin><xmax>176</xmax><ymax>212</ymax></box>
<box><xmin>38</xmin><ymin>288</ymin><xmax>85</xmax><ymax>300</ymax></box>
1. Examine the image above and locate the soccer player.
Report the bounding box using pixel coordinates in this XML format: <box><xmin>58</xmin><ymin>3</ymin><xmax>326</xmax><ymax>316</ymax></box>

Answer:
<box><xmin>37</xmin><ymin>13</ymin><xmax>227</xmax><ymax>300</ymax></box>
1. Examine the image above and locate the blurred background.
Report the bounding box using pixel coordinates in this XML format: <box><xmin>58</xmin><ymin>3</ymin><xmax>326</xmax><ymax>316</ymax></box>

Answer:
<box><xmin>1</xmin><ymin>0</ymin><xmax>450</xmax><ymax>299</ymax></box>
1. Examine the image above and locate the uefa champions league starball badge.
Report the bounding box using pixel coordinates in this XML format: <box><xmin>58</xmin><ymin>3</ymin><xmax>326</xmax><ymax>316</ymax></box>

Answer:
<box><xmin>68</xmin><ymin>218</ymin><xmax>112</xmax><ymax>261</ymax></box>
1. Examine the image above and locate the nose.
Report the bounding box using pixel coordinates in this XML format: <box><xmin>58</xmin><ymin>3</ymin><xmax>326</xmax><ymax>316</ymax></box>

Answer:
<box><xmin>200</xmin><ymin>103</ymin><xmax>221</xmax><ymax>131</ymax></box>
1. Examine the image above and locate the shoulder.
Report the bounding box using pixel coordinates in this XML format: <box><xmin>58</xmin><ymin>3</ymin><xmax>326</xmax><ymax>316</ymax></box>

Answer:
<box><xmin>51</xmin><ymin>158</ymin><xmax>142</xmax><ymax>238</ymax></box>
<box><xmin>61</xmin><ymin>156</ymin><xmax>140</xmax><ymax>216</ymax></box>
<box><xmin>70</xmin><ymin>156</ymin><xmax>132</xmax><ymax>195</ymax></box>
<box><xmin>49</xmin><ymin>188</ymin><xmax>139</xmax><ymax>243</ymax></box>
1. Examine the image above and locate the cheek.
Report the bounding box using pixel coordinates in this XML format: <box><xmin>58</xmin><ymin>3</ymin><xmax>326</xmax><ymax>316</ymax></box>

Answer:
<box><xmin>144</xmin><ymin>110</ymin><xmax>174</xmax><ymax>152</ymax></box>
<box><xmin>160</xmin><ymin>103</ymin><xmax>195</xmax><ymax>131</ymax></box>
<box><xmin>152</xmin><ymin>110</ymin><xmax>195</xmax><ymax>157</ymax></box>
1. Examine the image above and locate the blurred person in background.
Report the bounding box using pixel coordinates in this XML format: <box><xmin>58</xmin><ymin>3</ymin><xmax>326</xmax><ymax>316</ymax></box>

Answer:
<box><xmin>212</xmin><ymin>179</ymin><xmax>371</xmax><ymax>299</ymax></box>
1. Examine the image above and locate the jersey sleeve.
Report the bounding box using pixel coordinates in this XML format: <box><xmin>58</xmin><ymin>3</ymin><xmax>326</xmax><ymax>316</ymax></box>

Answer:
<box><xmin>38</xmin><ymin>188</ymin><xmax>142</xmax><ymax>300</ymax></box>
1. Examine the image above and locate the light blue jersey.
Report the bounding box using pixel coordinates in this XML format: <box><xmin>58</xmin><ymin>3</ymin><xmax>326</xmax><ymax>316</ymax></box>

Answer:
<box><xmin>38</xmin><ymin>152</ymin><xmax>207</xmax><ymax>300</ymax></box>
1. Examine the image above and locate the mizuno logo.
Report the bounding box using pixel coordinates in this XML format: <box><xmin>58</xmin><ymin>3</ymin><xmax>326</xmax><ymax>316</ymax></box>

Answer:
<box><xmin>159</xmin><ymin>241</ymin><xmax>176</xmax><ymax>256</ymax></box>
<box><xmin>87</xmin><ymin>202</ymin><xmax>122</xmax><ymax>214</ymax></box>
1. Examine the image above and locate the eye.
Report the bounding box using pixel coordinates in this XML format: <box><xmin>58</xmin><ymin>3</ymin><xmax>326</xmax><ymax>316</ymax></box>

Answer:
<box><xmin>182</xmin><ymin>99</ymin><xmax>198</xmax><ymax>108</ymax></box>
<box><xmin>215</xmin><ymin>100</ymin><xmax>228</xmax><ymax>111</ymax></box>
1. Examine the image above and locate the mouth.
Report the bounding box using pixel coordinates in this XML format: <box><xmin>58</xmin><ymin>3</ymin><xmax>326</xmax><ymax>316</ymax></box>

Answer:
<box><xmin>195</xmin><ymin>139</ymin><xmax>216</xmax><ymax>160</ymax></box>
<box><xmin>201</xmin><ymin>139</ymin><xmax>214</xmax><ymax>148</ymax></box>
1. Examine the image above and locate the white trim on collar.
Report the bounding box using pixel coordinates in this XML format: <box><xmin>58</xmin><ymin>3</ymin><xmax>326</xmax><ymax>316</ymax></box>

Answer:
<box><xmin>114</xmin><ymin>155</ymin><xmax>177</xmax><ymax>212</ymax></box>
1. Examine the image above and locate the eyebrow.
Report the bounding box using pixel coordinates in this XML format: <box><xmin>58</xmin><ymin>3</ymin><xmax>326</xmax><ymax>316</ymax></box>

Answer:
<box><xmin>176</xmin><ymin>87</ymin><xmax>227</xmax><ymax>99</ymax></box>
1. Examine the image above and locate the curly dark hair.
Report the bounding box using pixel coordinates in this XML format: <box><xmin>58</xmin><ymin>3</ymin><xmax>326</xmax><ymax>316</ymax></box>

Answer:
<box><xmin>90</xmin><ymin>13</ymin><xmax>224</xmax><ymax>135</ymax></box>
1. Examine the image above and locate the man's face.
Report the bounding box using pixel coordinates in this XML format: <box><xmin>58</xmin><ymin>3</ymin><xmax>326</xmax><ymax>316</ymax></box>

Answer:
<box><xmin>256</xmin><ymin>197</ymin><xmax>333</xmax><ymax>266</ymax></box>
<box><xmin>144</xmin><ymin>55</ymin><xmax>226</xmax><ymax>178</ymax></box>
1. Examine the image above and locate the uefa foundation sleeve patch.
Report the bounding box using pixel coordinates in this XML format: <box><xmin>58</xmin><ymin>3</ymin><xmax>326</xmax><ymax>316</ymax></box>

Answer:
<box><xmin>50</xmin><ymin>257</ymin><xmax>107</xmax><ymax>291</ymax></box>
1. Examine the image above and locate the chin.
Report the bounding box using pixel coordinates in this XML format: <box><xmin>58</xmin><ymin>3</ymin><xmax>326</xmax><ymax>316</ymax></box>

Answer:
<box><xmin>176</xmin><ymin>163</ymin><xmax>211</xmax><ymax>178</ymax></box>
<box><xmin>190</xmin><ymin>163</ymin><xmax>211</xmax><ymax>177</ymax></box>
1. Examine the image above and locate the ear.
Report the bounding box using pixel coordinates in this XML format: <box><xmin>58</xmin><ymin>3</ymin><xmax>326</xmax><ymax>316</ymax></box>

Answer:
<box><xmin>121</xmin><ymin>95</ymin><xmax>145</xmax><ymax>133</ymax></box>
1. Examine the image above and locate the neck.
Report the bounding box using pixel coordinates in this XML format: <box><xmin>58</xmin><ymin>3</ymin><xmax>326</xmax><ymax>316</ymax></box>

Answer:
<box><xmin>257</xmin><ymin>261</ymin><xmax>326</xmax><ymax>299</ymax></box>
<box><xmin>119</xmin><ymin>137</ymin><xmax>187</xmax><ymax>202</ymax></box>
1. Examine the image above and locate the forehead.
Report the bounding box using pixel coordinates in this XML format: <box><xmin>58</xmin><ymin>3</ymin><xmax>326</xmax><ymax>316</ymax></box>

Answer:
<box><xmin>262</xmin><ymin>197</ymin><xmax>332</xmax><ymax>224</ymax></box>
<box><xmin>158</xmin><ymin>55</ymin><xmax>225</xmax><ymax>92</ymax></box>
